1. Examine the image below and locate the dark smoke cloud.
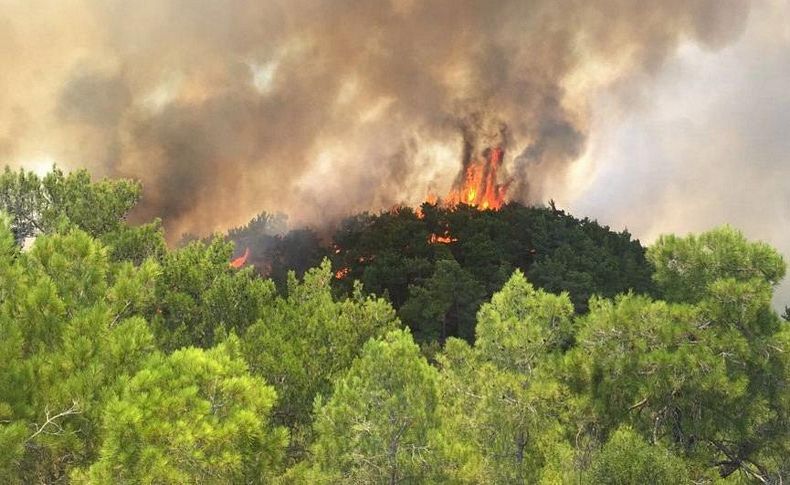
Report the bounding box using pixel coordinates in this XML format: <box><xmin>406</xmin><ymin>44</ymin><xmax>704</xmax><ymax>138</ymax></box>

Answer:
<box><xmin>0</xmin><ymin>0</ymin><xmax>751</xmax><ymax>239</ymax></box>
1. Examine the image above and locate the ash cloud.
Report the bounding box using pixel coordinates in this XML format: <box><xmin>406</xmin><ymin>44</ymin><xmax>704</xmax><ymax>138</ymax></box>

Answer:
<box><xmin>0</xmin><ymin>0</ymin><xmax>751</xmax><ymax>239</ymax></box>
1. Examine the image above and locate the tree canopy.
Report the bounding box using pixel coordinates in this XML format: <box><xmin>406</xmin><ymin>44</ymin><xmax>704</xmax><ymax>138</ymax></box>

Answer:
<box><xmin>230</xmin><ymin>201</ymin><xmax>655</xmax><ymax>344</ymax></box>
<box><xmin>0</xmin><ymin>166</ymin><xmax>787</xmax><ymax>483</ymax></box>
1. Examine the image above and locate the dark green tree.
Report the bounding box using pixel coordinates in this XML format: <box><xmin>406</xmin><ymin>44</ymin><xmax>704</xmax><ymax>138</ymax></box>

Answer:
<box><xmin>400</xmin><ymin>258</ymin><xmax>485</xmax><ymax>343</ymax></box>
<box><xmin>570</xmin><ymin>226</ymin><xmax>789</xmax><ymax>481</ymax></box>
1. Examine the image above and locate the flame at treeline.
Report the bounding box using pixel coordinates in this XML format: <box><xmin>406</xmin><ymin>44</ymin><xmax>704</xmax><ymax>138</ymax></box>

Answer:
<box><xmin>421</xmin><ymin>145</ymin><xmax>509</xmax><ymax>248</ymax></box>
<box><xmin>429</xmin><ymin>232</ymin><xmax>458</xmax><ymax>244</ymax></box>
<box><xmin>234</xmin><ymin>141</ymin><xmax>512</xmax><ymax>273</ymax></box>
<box><xmin>421</xmin><ymin>143</ymin><xmax>510</xmax><ymax>221</ymax></box>
<box><xmin>231</xmin><ymin>136</ymin><xmax>514</xmax><ymax>275</ymax></box>
<box><xmin>444</xmin><ymin>146</ymin><xmax>509</xmax><ymax>210</ymax></box>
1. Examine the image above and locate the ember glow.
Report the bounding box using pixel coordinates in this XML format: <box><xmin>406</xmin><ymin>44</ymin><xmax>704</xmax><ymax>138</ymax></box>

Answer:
<box><xmin>230</xmin><ymin>247</ymin><xmax>250</xmax><ymax>269</ymax></box>
<box><xmin>335</xmin><ymin>267</ymin><xmax>350</xmax><ymax>280</ymax></box>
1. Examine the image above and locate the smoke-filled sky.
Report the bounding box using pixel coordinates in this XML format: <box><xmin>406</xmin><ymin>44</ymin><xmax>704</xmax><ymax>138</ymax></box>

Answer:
<box><xmin>2</xmin><ymin>0</ymin><xmax>789</xmax><ymax>302</ymax></box>
<box><xmin>569</xmin><ymin>0</ymin><xmax>790</xmax><ymax>306</ymax></box>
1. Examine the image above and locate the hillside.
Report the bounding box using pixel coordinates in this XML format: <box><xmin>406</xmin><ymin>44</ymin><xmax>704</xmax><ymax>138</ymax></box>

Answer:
<box><xmin>229</xmin><ymin>202</ymin><xmax>655</xmax><ymax>343</ymax></box>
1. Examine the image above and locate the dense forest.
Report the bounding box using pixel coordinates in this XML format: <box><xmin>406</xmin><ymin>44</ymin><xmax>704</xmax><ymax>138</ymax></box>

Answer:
<box><xmin>226</xmin><ymin>201</ymin><xmax>655</xmax><ymax>345</ymax></box>
<box><xmin>0</xmin><ymin>167</ymin><xmax>788</xmax><ymax>484</ymax></box>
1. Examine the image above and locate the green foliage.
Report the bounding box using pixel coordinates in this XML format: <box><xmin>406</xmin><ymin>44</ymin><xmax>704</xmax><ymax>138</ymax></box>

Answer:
<box><xmin>571</xmin><ymin>228</ymin><xmax>789</xmax><ymax>482</ymax></box>
<box><xmin>1</xmin><ymin>167</ymin><xmax>787</xmax><ymax>483</ymax></box>
<box><xmin>400</xmin><ymin>258</ymin><xmax>485</xmax><ymax>343</ymax></box>
<box><xmin>101</xmin><ymin>219</ymin><xmax>167</xmax><ymax>265</ymax></box>
<box><xmin>76</xmin><ymin>337</ymin><xmax>288</xmax><ymax>484</ymax></box>
<box><xmin>40</xmin><ymin>168</ymin><xmax>141</xmax><ymax>238</ymax></box>
<box><xmin>242</xmin><ymin>260</ymin><xmax>399</xmax><ymax>459</ymax></box>
<box><xmin>321</xmin><ymin>202</ymin><xmax>654</xmax><ymax>343</ymax></box>
<box><xmin>588</xmin><ymin>427</ymin><xmax>690</xmax><ymax>484</ymax></box>
<box><xmin>331</xmin><ymin>208</ymin><xmax>434</xmax><ymax>308</ymax></box>
<box><xmin>475</xmin><ymin>270</ymin><xmax>575</xmax><ymax>369</ymax></box>
<box><xmin>648</xmin><ymin>225</ymin><xmax>785</xmax><ymax>304</ymax></box>
<box><xmin>150</xmin><ymin>236</ymin><xmax>277</xmax><ymax>351</ymax></box>
<box><xmin>308</xmin><ymin>329</ymin><xmax>440</xmax><ymax>484</ymax></box>
<box><xmin>0</xmin><ymin>166</ymin><xmax>141</xmax><ymax>242</ymax></box>
<box><xmin>436</xmin><ymin>344</ymin><xmax>575</xmax><ymax>484</ymax></box>
<box><xmin>522</xmin><ymin>204</ymin><xmax>654</xmax><ymax>312</ymax></box>
<box><xmin>0</xmin><ymin>218</ymin><xmax>158</xmax><ymax>482</ymax></box>
<box><xmin>0</xmin><ymin>168</ymin><xmax>45</xmax><ymax>243</ymax></box>
<box><xmin>433</xmin><ymin>272</ymin><xmax>576</xmax><ymax>484</ymax></box>
<box><xmin>0</xmin><ymin>166</ymin><xmax>165</xmax><ymax>264</ymax></box>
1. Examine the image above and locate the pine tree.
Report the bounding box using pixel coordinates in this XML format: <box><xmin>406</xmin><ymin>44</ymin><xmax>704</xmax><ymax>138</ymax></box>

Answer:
<box><xmin>307</xmin><ymin>329</ymin><xmax>440</xmax><ymax>484</ymax></box>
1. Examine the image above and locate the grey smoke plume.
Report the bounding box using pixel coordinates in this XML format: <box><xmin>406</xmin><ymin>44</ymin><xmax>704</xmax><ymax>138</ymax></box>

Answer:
<box><xmin>0</xmin><ymin>0</ymin><xmax>751</xmax><ymax>238</ymax></box>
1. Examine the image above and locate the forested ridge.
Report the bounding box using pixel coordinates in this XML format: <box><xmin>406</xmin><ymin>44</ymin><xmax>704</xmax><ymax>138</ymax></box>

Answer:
<box><xmin>226</xmin><ymin>200</ymin><xmax>655</xmax><ymax>345</ymax></box>
<box><xmin>1</xmin><ymin>167</ymin><xmax>788</xmax><ymax>484</ymax></box>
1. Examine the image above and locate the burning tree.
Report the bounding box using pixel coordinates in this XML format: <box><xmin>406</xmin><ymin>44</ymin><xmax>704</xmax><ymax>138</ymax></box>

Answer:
<box><xmin>444</xmin><ymin>146</ymin><xmax>510</xmax><ymax>210</ymax></box>
<box><xmin>429</xmin><ymin>120</ymin><xmax>512</xmax><ymax>212</ymax></box>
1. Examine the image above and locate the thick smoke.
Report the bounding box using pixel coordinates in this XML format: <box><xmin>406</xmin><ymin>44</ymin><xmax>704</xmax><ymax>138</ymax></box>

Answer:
<box><xmin>0</xmin><ymin>0</ymin><xmax>751</xmax><ymax>239</ymax></box>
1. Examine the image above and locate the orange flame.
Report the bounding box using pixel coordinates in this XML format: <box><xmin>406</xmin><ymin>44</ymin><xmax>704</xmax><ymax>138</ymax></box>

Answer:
<box><xmin>429</xmin><ymin>232</ymin><xmax>457</xmax><ymax>244</ymax></box>
<box><xmin>441</xmin><ymin>147</ymin><xmax>509</xmax><ymax>210</ymax></box>
<box><xmin>230</xmin><ymin>247</ymin><xmax>250</xmax><ymax>268</ymax></box>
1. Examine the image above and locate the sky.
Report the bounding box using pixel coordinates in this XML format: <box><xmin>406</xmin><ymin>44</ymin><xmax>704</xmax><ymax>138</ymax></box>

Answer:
<box><xmin>1</xmin><ymin>0</ymin><xmax>789</xmax><ymax>303</ymax></box>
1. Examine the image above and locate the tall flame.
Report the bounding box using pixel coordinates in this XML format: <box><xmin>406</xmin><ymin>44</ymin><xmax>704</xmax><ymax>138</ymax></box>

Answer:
<box><xmin>443</xmin><ymin>147</ymin><xmax>509</xmax><ymax>210</ymax></box>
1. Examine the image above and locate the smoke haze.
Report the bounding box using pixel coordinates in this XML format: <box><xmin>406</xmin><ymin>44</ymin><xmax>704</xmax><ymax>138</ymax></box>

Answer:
<box><xmin>568</xmin><ymin>0</ymin><xmax>790</xmax><ymax>307</ymax></box>
<box><xmin>0</xmin><ymin>0</ymin><xmax>753</xmax><ymax>239</ymax></box>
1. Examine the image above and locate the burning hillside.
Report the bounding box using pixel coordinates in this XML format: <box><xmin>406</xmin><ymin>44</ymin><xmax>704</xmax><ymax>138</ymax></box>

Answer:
<box><xmin>225</xmin><ymin>200</ymin><xmax>656</xmax><ymax>323</ymax></box>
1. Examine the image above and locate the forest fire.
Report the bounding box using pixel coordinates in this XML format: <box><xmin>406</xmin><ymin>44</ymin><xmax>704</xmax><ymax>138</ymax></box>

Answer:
<box><xmin>445</xmin><ymin>146</ymin><xmax>509</xmax><ymax>210</ymax></box>
<box><xmin>230</xmin><ymin>247</ymin><xmax>250</xmax><ymax>268</ymax></box>
<box><xmin>416</xmin><ymin>144</ymin><xmax>509</xmax><ymax>221</ymax></box>
<box><xmin>335</xmin><ymin>267</ymin><xmax>350</xmax><ymax>279</ymax></box>
<box><xmin>429</xmin><ymin>232</ymin><xmax>458</xmax><ymax>244</ymax></box>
